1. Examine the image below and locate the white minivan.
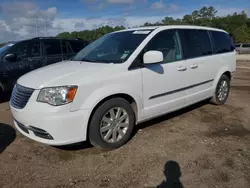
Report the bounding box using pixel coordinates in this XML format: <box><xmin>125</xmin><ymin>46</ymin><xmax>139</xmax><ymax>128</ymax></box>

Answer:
<box><xmin>10</xmin><ymin>25</ymin><xmax>236</xmax><ymax>149</ymax></box>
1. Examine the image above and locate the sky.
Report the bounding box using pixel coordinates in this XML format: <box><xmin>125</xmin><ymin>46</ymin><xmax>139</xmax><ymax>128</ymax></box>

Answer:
<box><xmin>0</xmin><ymin>0</ymin><xmax>250</xmax><ymax>43</ymax></box>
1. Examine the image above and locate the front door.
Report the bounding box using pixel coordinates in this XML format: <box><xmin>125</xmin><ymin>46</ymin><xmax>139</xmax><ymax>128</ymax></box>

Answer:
<box><xmin>2</xmin><ymin>40</ymin><xmax>41</xmax><ymax>87</ymax></box>
<box><xmin>141</xmin><ymin>29</ymin><xmax>187</xmax><ymax>119</ymax></box>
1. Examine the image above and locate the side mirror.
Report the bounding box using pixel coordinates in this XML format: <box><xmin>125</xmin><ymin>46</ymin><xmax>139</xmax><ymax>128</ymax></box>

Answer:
<box><xmin>5</xmin><ymin>53</ymin><xmax>17</xmax><ymax>62</ymax></box>
<box><xmin>143</xmin><ymin>50</ymin><xmax>163</xmax><ymax>65</ymax></box>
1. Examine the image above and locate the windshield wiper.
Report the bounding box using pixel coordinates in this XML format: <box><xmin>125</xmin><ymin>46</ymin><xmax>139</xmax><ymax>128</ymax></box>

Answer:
<box><xmin>81</xmin><ymin>58</ymin><xmax>98</xmax><ymax>62</ymax></box>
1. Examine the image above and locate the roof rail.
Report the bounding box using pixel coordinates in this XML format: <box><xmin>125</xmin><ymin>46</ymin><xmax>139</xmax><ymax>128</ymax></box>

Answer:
<box><xmin>31</xmin><ymin>37</ymin><xmax>83</xmax><ymax>40</ymax></box>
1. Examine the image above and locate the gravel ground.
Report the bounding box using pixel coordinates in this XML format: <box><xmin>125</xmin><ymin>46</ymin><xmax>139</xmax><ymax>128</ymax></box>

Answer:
<box><xmin>236</xmin><ymin>54</ymin><xmax>250</xmax><ymax>61</ymax></box>
<box><xmin>0</xmin><ymin>61</ymin><xmax>250</xmax><ymax>188</ymax></box>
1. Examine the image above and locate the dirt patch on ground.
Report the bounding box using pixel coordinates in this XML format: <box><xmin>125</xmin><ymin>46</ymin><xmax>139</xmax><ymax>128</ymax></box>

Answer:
<box><xmin>0</xmin><ymin>62</ymin><xmax>250</xmax><ymax>188</ymax></box>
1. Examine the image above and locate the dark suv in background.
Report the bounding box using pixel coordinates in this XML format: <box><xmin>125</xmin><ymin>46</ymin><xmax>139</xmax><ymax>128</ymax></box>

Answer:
<box><xmin>0</xmin><ymin>37</ymin><xmax>88</xmax><ymax>93</ymax></box>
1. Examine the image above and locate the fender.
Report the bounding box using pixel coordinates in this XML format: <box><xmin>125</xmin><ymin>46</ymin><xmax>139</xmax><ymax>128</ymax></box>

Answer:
<box><xmin>70</xmin><ymin>83</ymin><xmax>144</xmax><ymax>122</ymax></box>
<box><xmin>212</xmin><ymin>65</ymin><xmax>231</xmax><ymax>90</ymax></box>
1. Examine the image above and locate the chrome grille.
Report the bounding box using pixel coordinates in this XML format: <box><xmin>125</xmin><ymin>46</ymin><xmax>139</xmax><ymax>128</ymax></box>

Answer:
<box><xmin>11</xmin><ymin>84</ymin><xmax>35</xmax><ymax>109</ymax></box>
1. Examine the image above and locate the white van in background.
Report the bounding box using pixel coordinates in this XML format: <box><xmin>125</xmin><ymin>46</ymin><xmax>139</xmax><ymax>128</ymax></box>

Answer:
<box><xmin>10</xmin><ymin>25</ymin><xmax>236</xmax><ymax>149</ymax></box>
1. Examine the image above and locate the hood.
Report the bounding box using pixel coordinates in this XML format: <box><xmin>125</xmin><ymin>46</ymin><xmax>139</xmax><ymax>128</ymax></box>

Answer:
<box><xmin>17</xmin><ymin>61</ymin><xmax>118</xmax><ymax>89</ymax></box>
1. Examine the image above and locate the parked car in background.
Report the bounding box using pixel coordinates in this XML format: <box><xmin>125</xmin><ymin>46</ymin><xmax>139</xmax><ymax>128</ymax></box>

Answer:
<box><xmin>0</xmin><ymin>37</ymin><xmax>89</xmax><ymax>94</ymax></box>
<box><xmin>235</xmin><ymin>43</ymin><xmax>250</xmax><ymax>54</ymax></box>
<box><xmin>10</xmin><ymin>25</ymin><xmax>236</xmax><ymax>149</ymax></box>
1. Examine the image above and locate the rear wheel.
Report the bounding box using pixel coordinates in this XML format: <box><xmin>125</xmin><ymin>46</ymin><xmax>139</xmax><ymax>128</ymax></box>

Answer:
<box><xmin>89</xmin><ymin>98</ymin><xmax>135</xmax><ymax>150</ymax></box>
<box><xmin>210</xmin><ymin>75</ymin><xmax>230</xmax><ymax>105</ymax></box>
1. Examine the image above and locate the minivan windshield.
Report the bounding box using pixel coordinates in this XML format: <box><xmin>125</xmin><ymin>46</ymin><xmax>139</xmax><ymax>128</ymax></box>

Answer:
<box><xmin>72</xmin><ymin>30</ymin><xmax>152</xmax><ymax>63</ymax></box>
<box><xmin>0</xmin><ymin>43</ymin><xmax>15</xmax><ymax>56</ymax></box>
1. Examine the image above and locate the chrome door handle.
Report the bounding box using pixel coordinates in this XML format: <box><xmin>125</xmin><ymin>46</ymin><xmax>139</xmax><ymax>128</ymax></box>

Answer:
<box><xmin>177</xmin><ymin>66</ymin><xmax>187</xmax><ymax>71</ymax></box>
<box><xmin>190</xmin><ymin>64</ymin><xmax>198</xmax><ymax>69</ymax></box>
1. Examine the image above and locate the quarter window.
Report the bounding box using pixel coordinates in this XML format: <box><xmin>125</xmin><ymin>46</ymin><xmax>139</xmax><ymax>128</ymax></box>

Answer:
<box><xmin>179</xmin><ymin>29</ymin><xmax>212</xmax><ymax>59</ymax></box>
<box><xmin>145</xmin><ymin>29</ymin><xmax>183</xmax><ymax>63</ymax></box>
<box><xmin>210</xmin><ymin>31</ymin><xmax>234</xmax><ymax>54</ymax></box>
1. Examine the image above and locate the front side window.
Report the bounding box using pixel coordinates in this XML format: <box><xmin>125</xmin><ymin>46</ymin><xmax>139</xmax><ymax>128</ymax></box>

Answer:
<box><xmin>72</xmin><ymin>30</ymin><xmax>152</xmax><ymax>63</ymax></box>
<box><xmin>210</xmin><ymin>31</ymin><xmax>234</xmax><ymax>54</ymax></box>
<box><xmin>145</xmin><ymin>29</ymin><xmax>183</xmax><ymax>63</ymax></box>
<box><xmin>179</xmin><ymin>29</ymin><xmax>212</xmax><ymax>59</ymax></box>
<box><xmin>0</xmin><ymin>43</ymin><xmax>16</xmax><ymax>56</ymax></box>
<box><xmin>7</xmin><ymin>41</ymin><xmax>40</xmax><ymax>58</ymax></box>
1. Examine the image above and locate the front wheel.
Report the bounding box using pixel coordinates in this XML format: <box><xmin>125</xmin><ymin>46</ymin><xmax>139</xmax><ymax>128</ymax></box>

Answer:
<box><xmin>89</xmin><ymin>98</ymin><xmax>135</xmax><ymax>150</ymax></box>
<box><xmin>210</xmin><ymin>75</ymin><xmax>230</xmax><ymax>105</ymax></box>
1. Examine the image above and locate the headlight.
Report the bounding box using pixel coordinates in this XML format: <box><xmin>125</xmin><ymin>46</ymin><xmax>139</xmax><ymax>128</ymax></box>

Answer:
<box><xmin>37</xmin><ymin>86</ymin><xmax>77</xmax><ymax>106</ymax></box>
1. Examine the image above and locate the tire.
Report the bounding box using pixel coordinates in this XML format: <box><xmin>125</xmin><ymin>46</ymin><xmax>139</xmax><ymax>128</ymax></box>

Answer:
<box><xmin>210</xmin><ymin>75</ymin><xmax>230</xmax><ymax>105</ymax></box>
<box><xmin>89</xmin><ymin>98</ymin><xmax>135</xmax><ymax>150</ymax></box>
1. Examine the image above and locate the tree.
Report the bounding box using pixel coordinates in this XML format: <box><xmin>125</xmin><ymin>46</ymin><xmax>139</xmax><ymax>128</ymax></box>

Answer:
<box><xmin>199</xmin><ymin>6</ymin><xmax>217</xmax><ymax>19</ymax></box>
<box><xmin>57</xmin><ymin>32</ymin><xmax>72</xmax><ymax>38</ymax></box>
<box><xmin>233</xmin><ymin>24</ymin><xmax>250</xmax><ymax>42</ymax></box>
<box><xmin>183</xmin><ymin>14</ymin><xmax>193</xmax><ymax>24</ymax></box>
<box><xmin>56</xmin><ymin>26</ymin><xmax>125</xmax><ymax>42</ymax></box>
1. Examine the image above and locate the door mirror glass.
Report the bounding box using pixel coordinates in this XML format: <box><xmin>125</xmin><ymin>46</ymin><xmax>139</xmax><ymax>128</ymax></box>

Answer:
<box><xmin>4</xmin><ymin>53</ymin><xmax>17</xmax><ymax>62</ymax></box>
<box><xmin>143</xmin><ymin>50</ymin><xmax>163</xmax><ymax>64</ymax></box>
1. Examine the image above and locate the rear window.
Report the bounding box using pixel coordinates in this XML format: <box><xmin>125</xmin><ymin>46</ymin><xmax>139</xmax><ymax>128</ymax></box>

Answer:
<box><xmin>235</xmin><ymin>44</ymin><xmax>241</xmax><ymax>48</ymax></box>
<box><xmin>210</xmin><ymin>31</ymin><xmax>234</xmax><ymax>54</ymax></box>
<box><xmin>179</xmin><ymin>29</ymin><xmax>212</xmax><ymax>59</ymax></box>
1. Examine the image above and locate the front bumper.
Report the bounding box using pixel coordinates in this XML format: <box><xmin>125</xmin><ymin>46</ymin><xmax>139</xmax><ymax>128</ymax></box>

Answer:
<box><xmin>11</xmin><ymin>103</ymin><xmax>90</xmax><ymax>146</ymax></box>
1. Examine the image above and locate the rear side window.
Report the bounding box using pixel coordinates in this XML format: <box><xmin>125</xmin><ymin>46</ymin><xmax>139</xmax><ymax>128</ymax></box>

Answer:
<box><xmin>210</xmin><ymin>31</ymin><xmax>234</xmax><ymax>54</ymax></box>
<box><xmin>179</xmin><ymin>29</ymin><xmax>212</xmax><ymax>59</ymax></box>
<box><xmin>44</xmin><ymin>40</ymin><xmax>61</xmax><ymax>55</ymax></box>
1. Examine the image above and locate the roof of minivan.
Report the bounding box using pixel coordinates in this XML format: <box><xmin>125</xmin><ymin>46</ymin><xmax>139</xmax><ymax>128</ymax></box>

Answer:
<box><xmin>115</xmin><ymin>25</ymin><xmax>227</xmax><ymax>33</ymax></box>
